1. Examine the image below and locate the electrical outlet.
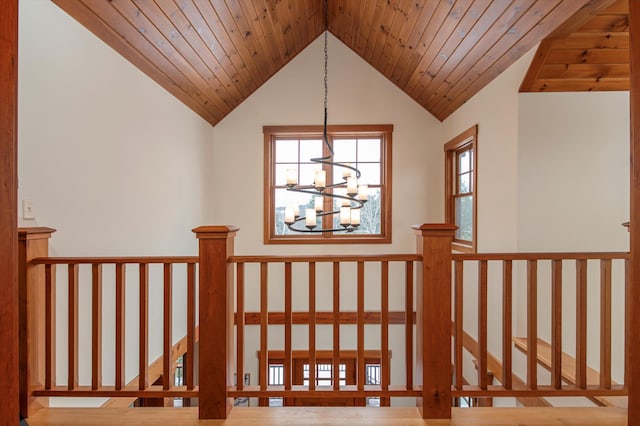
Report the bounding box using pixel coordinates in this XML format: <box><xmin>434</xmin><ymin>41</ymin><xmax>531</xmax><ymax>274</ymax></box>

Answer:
<box><xmin>22</xmin><ymin>199</ymin><xmax>35</xmax><ymax>220</ymax></box>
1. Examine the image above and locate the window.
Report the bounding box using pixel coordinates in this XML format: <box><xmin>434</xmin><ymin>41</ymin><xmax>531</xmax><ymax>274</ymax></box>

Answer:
<box><xmin>264</xmin><ymin>125</ymin><xmax>392</xmax><ymax>244</ymax></box>
<box><xmin>445</xmin><ymin>125</ymin><xmax>477</xmax><ymax>252</ymax></box>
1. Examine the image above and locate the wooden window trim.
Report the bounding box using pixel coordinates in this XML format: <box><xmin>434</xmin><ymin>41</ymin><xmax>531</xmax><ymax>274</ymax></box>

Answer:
<box><xmin>264</xmin><ymin>125</ymin><xmax>392</xmax><ymax>245</ymax></box>
<box><xmin>444</xmin><ymin>125</ymin><xmax>478</xmax><ymax>253</ymax></box>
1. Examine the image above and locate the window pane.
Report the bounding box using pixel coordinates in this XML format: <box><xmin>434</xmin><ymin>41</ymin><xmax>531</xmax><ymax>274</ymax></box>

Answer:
<box><xmin>351</xmin><ymin>188</ymin><xmax>382</xmax><ymax>234</ymax></box>
<box><xmin>357</xmin><ymin>138</ymin><xmax>381</xmax><ymax>162</ymax></box>
<box><xmin>333</xmin><ymin>139</ymin><xmax>356</xmax><ymax>163</ymax></box>
<box><xmin>275</xmin><ymin>139</ymin><xmax>298</xmax><ymax>163</ymax></box>
<box><xmin>275</xmin><ymin>164</ymin><xmax>292</xmax><ymax>186</ymax></box>
<box><xmin>300</xmin><ymin>139</ymin><xmax>323</xmax><ymax>163</ymax></box>
<box><xmin>458</xmin><ymin>148</ymin><xmax>471</xmax><ymax>173</ymax></box>
<box><xmin>455</xmin><ymin>195</ymin><xmax>473</xmax><ymax>241</ymax></box>
<box><xmin>458</xmin><ymin>172</ymin><xmax>471</xmax><ymax>194</ymax></box>
<box><xmin>332</xmin><ymin>163</ymin><xmax>357</xmax><ymax>184</ymax></box>
<box><xmin>357</xmin><ymin>163</ymin><xmax>380</xmax><ymax>185</ymax></box>
<box><xmin>274</xmin><ymin>188</ymin><xmax>315</xmax><ymax>235</ymax></box>
<box><xmin>299</xmin><ymin>164</ymin><xmax>320</xmax><ymax>187</ymax></box>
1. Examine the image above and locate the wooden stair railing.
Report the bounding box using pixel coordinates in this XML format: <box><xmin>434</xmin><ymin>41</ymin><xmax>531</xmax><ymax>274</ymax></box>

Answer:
<box><xmin>102</xmin><ymin>327</ymin><xmax>200</xmax><ymax>408</ymax></box>
<box><xmin>451</xmin><ymin>252</ymin><xmax>628</xmax><ymax>403</ymax></box>
<box><xmin>18</xmin><ymin>226</ymin><xmax>200</xmax><ymax>419</ymax></box>
<box><xmin>513</xmin><ymin>337</ymin><xmax>627</xmax><ymax>409</ymax></box>
<box><xmin>460</xmin><ymin>328</ymin><xmax>550</xmax><ymax>407</ymax></box>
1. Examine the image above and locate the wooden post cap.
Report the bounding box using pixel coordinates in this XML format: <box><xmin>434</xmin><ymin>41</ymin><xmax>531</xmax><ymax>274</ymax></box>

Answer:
<box><xmin>18</xmin><ymin>227</ymin><xmax>56</xmax><ymax>240</ymax></box>
<box><xmin>411</xmin><ymin>223</ymin><xmax>457</xmax><ymax>236</ymax></box>
<box><xmin>192</xmin><ymin>226</ymin><xmax>240</xmax><ymax>239</ymax></box>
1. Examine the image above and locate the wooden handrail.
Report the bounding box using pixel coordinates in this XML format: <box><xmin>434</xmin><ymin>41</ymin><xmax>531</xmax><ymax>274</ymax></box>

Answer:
<box><xmin>229</xmin><ymin>254</ymin><xmax>421</xmax><ymax>263</ymax></box>
<box><xmin>453</xmin><ymin>252</ymin><xmax>629</xmax><ymax>261</ymax></box>
<box><xmin>513</xmin><ymin>337</ymin><xmax>627</xmax><ymax>409</ymax></box>
<box><xmin>31</xmin><ymin>256</ymin><xmax>198</xmax><ymax>264</ymax></box>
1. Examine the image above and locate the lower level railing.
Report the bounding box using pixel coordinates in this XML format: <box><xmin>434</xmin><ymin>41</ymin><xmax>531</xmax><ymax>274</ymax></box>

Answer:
<box><xmin>228</xmin><ymin>254</ymin><xmax>421</xmax><ymax>405</ymax></box>
<box><xmin>18</xmin><ymin>225</ymin><xmax>630</xmax><ymax>420</ymax></box>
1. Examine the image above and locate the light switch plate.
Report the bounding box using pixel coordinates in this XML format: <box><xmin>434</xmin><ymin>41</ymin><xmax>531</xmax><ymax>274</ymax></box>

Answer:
<box><xmin>22</xmin><ymin>199</ymin><xmax>35</xmax><ymax>220</ymax></box>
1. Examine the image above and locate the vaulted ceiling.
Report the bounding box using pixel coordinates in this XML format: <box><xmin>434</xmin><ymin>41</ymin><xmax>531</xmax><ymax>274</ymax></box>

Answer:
<box><xmin>52</xmin><ymin>0</ymin><xmax>620</xmax><ymax>126</ymax></box>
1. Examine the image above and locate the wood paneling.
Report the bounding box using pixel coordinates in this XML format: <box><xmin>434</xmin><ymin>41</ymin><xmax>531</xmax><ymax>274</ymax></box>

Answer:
<box><xmin>521</xmin><ymin>0</ymin><xmax>629</xmax><ymax>92</ymax></box>
<box><xmin>0</xmin><ymin>0</ymin><xmax>18</xmax><ymax>422</ymax></box>
<box><xmin>51</xmin><ymin>0</ymin><xmax>599</xmax><ymax>123</ymax></box>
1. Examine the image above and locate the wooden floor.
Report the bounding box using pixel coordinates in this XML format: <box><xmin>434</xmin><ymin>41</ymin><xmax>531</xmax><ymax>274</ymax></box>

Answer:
<box><xmin>27</xmin><ymin>407</ymin><xmax>627</xmax><ymax>425</ymax></box>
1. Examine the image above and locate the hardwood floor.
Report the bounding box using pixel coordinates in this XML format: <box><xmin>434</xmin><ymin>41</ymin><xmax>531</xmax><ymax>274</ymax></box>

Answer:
<box><xmin>27</xmin><ymin>407</ymin><xmax>627</xmax><ymax>425</ymax></box>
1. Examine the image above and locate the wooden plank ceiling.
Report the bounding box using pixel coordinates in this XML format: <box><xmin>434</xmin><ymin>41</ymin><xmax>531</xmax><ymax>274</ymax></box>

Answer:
<box><xmin>521</xmin><ymin>0</ymin><xmax>629</xmax><ymax>92</ymax></box>
<box><xmin>52</xmin><ymin>0</ymin><xmax>613</xmax><ymax>125</ymax></box>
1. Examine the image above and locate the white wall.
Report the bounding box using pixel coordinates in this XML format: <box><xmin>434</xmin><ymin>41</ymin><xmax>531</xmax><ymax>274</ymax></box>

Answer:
<box><xmin>210</xmin><ymin>34</ymin><xmax>443</xmax><ymax>255</ymax></box>
<box><xmin>442</xmin><ymin>48</ymin><xmax>536</xmax><ymax>253</ymax></box>
<box><xmin>18</xmin><ymin>0</ymin><xmax>213</xmax><ymax>404</ymax></box>
<box><xmin>517</xmin><ymin>92</ymin><xmax>629</xmax><ymax>253</ymax></box>
<box><xmin>517</xmin><ymin>92</ymin><xmax>629</xmax><ymax>385</ymax></box>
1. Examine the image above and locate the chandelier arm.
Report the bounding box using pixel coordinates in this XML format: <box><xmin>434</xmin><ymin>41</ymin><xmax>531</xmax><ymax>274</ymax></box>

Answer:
<box><xmin>287</xmin><ymin>223</ymin><xmax>355</xmax><ymax>233</ymax></box>
<box><xmin>285</xmin><ymin>187</ymin><xmax>366</xmax><ymax>209</ymax></box>
<box><xmin>308</xmin><ymin>158</ymin><xmax>362</xmax><ymax>179</ymax></box>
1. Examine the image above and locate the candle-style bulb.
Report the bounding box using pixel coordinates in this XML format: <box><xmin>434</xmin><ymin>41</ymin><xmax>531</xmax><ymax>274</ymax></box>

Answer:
<box><xmin>305</xmin><ymin>208</ymin><xmax>317</xmax><ymax>228</ymax></box>
<box><xmin>286</xmin><ymin>168</ymin><xmax>297</xmax><ymax>186</ymax></box>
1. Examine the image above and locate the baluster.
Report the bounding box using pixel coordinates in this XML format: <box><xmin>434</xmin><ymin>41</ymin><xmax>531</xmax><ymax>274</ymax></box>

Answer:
<box><xmin>576</xmin><ymin>259</ymin><xmax>587</xmax><ymax>389</ymax></box>
<box><xmin>502</xmin><ymin>260</ymin><xmax>512</xmax><ymax>390</ymax></box>
<box><xmin>625</xmin><ymin>257</ymin><xmax>631</xmax><ymax>388</ymax></box>
<box><xmin>381</xmin><ymin>261</ymin><xmax>389</xmax><ymax>393</ymax></box>
<box><xmin>357</xmin><ymin>261</ymin><xmax>365</xmax><ymax>391</ymax></box>
<box><xmin>45</xmin><ymin>264</ymin><xmax>56</xmax><ymax>390</ymax></box>
<box><xmin>139</xmin><ymin>263</ymin><xmax>149</xmax><ymax>390</ymax></box>
<box><xmin>333</xmin><ymin>262</ymin><xmax>340</xmax><ymax>391</ymax></box>
<box><xmin>260</xmin><ymin>262</ymin><xmax>268</xmax><ymax>393</ymax></box>
<box><xmin>92</xmin><ymin>264</ymin><xmax>102</xmax><ymax>390</ymax></box>
<box><xmin>405</xmin><ymin>261</ymin><xmax>413</xmax><ymax>391</ymax></box>
<box><xmin>163</xmin><ymin>263</ymin><xmax>172</xmax><ymax>390</ymax></box>
<box><xmin>454</xmin><ymin>260</ymin><xmax>463</xmax><ymax>390</ymax></box>
<box><xmin>186</xmin><ymin>263</ymin><xmax>196</xmax><ymax>391</ymax></box>
<box><xmin>527</xmin><ymin>260</ymin><xmax>538</xmax><ymax>390</ymax></box>
<box><xmin>309</xmin><ymin>262</ymin><xmax>316</xmax><ymax>392</ymax></box>
<box><xmin>284</xmin><ymin>262</ymin><xmax>292</xmax><ymax>391</ymax></box>
<box><xmin>115</xmin><ymin>264</ymin><xmax>126</xmax><ymax>390</ymax></box>
<box><xmin>478</xmin><ymin>260</ymin><xmax>488</xmax><ymax>390</ymax></box>
<box><xmin>551</xmin><ymin>259</ymin><xmax>563</xmax><ymax>389</ymax></box>
<box><xmin>68</xmin><ymin>264</ymin><xmax>79</xmax><ymax>390</ymax></box>
<box><xmin>600</xmin><ymin>259</ymin><xmax>612</xmax><ymax>389</ymax></box>
<box><xmin>236</xmin><ymin>263</ymin><xmax>244</xmax><ymax>391</ymax></box>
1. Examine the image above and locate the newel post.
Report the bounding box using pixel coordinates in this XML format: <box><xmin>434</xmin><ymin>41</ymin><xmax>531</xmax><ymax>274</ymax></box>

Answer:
<box><xmin>18</xmin><ymin>227</ymin><xmax>56</xmax><ymax>418</ymax></box>
<box><xmin>193</xmin><ymin>226</ymin><xmax>238</xmax><ymax>419</ymax></box>
<box><xmin>413</xmin><ymin>223</ymin><xmax>456</xmax><ymax>419</ymax></box>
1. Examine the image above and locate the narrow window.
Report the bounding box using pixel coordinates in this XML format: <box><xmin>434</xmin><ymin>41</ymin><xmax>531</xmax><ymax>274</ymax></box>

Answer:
<box><xmin>445</xmin><ymin>125</ymin><xmax>477</xmax><ymax>252</ymax></box>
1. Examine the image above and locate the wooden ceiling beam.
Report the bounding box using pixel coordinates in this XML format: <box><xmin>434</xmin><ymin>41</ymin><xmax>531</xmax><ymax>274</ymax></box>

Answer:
<box><xmin>520</xmin><ymin>0</ymin><xmax>622</xmax><ymax>93</ymax></box>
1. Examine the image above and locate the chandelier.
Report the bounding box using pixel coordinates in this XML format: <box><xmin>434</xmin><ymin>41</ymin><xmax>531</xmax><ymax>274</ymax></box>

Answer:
<box><xmin>283</xmin><ymin>0</ymin><xmax>367</xmax><ymax>233</ymax></box>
